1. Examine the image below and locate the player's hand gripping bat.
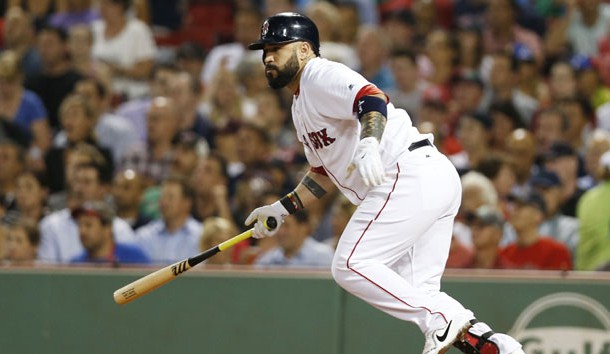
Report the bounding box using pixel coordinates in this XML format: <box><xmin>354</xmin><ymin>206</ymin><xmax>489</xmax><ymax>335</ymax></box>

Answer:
<box><xmin>113</xmin><ymin>217</ymin><xmax>277</xmax><ymax>305</ymax></box>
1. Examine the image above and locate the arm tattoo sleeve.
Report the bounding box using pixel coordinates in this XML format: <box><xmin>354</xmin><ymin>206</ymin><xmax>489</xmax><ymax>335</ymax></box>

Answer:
<box><xmin>360</xmin><ymin>111</ymin><xmax>387</xmax><ymax>141</ymax></box>
<box><xmin>302</xmin><ymin>175</ymin><xmax>327</xmax><ymax>199</ymax></box>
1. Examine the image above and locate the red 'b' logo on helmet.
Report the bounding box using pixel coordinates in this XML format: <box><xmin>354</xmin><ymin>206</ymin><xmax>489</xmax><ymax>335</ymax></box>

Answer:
<box><xmin>261</xmin><ymin>21</ymin><xmax>269</xmax><ymax>37</ymax></box>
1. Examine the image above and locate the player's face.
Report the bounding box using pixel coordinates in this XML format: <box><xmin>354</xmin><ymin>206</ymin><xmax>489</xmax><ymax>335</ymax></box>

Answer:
<box><xmin>262</xmin><ymin>43</ymin><xmax>300</xmax><ymax>89</ymax></box>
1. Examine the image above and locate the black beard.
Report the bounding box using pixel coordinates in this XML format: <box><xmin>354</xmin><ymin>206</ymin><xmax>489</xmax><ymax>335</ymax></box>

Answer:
<box><xmin>267</xmin><ymin>52</ymin><xmax>300</xmax><ymax>89</ymax></box>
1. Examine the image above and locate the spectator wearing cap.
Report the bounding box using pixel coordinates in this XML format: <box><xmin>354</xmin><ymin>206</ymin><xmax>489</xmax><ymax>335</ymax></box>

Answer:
<box><xmin>580</xmin><ymin>129</ymin><xmax>610</xmax><ymax>190</ymax></box>
<box><xmin>136</xmin><ymin>175</ymin><xmax>202</xmax><ymax>264</ymax></box>
<box><xmin>532</xmin><ymin>107</ymin><xmax>569</xmax><ymax>156</ymax></box>
<box><xmin>512</xmin><ymin>42</ymin><xmax>549</xmax><ymax>109</ymax></box>
<box><xmin>38</xmin><ymin>161</ymin><xmax>137</xmax><ymax>263</ymax></box>
<box><xmin>501</xmin><ymin>191</ymin><xmax>573</xmax><ymax>270</ymax></box>
<box><xmin>531</xmin><ymin>169</ymin><xmax>579</xmax><ymax>259</ymax></box>
<box><xmin>575</xmin><ymin>150</ymin><xmax>610</xmax><ymax>270</ymax></box>
<box><xmin>467</xmin><ymin>205</ymin><xmax>514</xmax><ymax>269</ymax></box>
<box><xmin>570</xmin><ymin>54</ymin><xmax>610</xmax><ymax>109</ymax></box>
<box><xmin>449</xmin><ymin>111</ymin><xmax>493</xmax><ymax>174</ymax></box>
<box><xmin>543</xmin><ymin>141</ymin><xmax>586</xmax><ymax>217</ymax></box>
<box><xmin>71</xmin><ymin>200</ymin><xmax>149</xmax><ymax>265</ymax></box>
<box><xmin>387</xmin><ymin>49</ymin><xmax>429</xmax><ymax>122</ymax></box>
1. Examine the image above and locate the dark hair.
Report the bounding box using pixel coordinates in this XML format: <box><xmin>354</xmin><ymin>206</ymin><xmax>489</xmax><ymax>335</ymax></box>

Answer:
<box><xmin>75</xmin><ymin>161</ymin><xmax>111</xmax><ymax>185</ymax></box>
<box><xmin>162</xmin><ymin>175</ymin><xmax>195</xmax><ymax>201</ymax></box>
<box><xmin>108</xmin><ymin>0</ymin><xmax>132</xmax><ymax>11</ymax></box>
<box><xmin>176</xmin><ymin>41</ymin><xmax>206</xmax><ymax>61</ymax></box>
<box><xmin>39</xmin><ymin>24</ymin><xmax>68</xmax><ymax>42</ymax></box>
<box><xmin>79</xmin><ymin>77</ymin><xmax>108</xmax><ymax>99</ymax></box>
<box><xmin>390</xmin><ymin>49</ymin><xmax>417</xmax><ymax>64</ymax></box>
<box><xmin>489</xmin><ymin>100</ymin><xmax>525</xmax><ymax>129</ymax></box>
<box><xmin>206</xmin><ymin>151</ymin><xmax>229</xmax><ymax>181</ymax></box>
<box><xmin>0</xmin><ymin>138</ymin><xmax>26</xmax><ymax>165</ymax></box>
<box><xmin>477</xmin><ymin>154</ymin><xmax>512</xmax><ymax>180</ymax></box>
<box><xmin>557</xmin><ymin>96</ymin><xmax>595</xmax><ymax>123</ymax></box>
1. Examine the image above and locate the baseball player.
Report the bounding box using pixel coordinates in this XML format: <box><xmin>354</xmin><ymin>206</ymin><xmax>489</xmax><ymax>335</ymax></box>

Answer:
<box><xmin>245</xmin><ymin>12</ymin><xmax>524</xmax><ymax>354</ymax></box>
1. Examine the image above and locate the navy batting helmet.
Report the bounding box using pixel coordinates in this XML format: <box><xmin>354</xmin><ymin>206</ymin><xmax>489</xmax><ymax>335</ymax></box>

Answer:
<box><xmin>248</xmin><ymin>12</ymin><xmax>320</xmax><ymax>56</ymax></box>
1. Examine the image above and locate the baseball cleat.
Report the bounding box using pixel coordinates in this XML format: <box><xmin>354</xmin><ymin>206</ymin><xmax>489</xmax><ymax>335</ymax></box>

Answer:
<box><xmin>422</xmin><ymin>312</ymin><xmax>473</xmax><ymax>354</ymax></box>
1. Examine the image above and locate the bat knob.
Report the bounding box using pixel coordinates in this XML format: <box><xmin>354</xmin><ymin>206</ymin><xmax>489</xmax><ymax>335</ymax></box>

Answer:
<box><xmin>265</xmin><ymin>217</ymin><xmax>278</xmax><ymax>230</ymax></box>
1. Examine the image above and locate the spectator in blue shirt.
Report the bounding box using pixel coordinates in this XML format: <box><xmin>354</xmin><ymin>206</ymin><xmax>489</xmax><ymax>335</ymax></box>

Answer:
<box><xmin>71</xmin><ymin>200</ymin><xmax>149</xmax><ymax>265</ymax></box>
<box><xmin>136</xmin><ymin>175</ymin><xmax>202</xmax><ymax>264</ymax></box>
<box><xmin>255</xmin><ymin>209</ymin><xmax>334</xmax><ymax>269</ymax></box>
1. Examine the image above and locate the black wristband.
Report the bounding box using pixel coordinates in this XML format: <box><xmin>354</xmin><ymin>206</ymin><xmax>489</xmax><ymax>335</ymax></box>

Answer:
<box><xmin>279</xmin><ymin>192</ymin><xmax>303</xmax><ymax>214</ymax></box>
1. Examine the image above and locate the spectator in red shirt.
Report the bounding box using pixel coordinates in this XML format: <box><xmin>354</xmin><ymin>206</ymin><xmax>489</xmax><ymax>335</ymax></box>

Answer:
<box><xmin>501</xmin><ymin>191</ymin><xmax>573</xmax><ymax>270</ymax></box>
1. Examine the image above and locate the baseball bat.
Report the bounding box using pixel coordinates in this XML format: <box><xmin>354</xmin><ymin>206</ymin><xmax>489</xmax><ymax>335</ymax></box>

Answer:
<box><xmin>113</xmin><ymin>217</ymin><xmax>277</xmax><ymax>305</ymax></box>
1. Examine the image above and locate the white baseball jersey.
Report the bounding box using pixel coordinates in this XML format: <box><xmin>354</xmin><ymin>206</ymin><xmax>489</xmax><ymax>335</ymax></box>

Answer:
<box><xmin>293</xmin><ymin>57</ymin><xmax>416</xmax><ymax>205</ymax></box>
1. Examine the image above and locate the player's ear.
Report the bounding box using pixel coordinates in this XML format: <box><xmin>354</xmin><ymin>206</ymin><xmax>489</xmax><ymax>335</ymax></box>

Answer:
<box><xmin>299</xmin><ymin>41</ymin><xmax>310</xmax><ymax>59</ymax></box>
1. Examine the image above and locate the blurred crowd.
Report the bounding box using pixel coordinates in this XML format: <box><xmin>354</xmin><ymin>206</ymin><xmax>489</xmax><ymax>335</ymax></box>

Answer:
<box><xmin>0</xmin><ymin>0</ymin><xmax>609</xmax><ymax>272</ymax></box>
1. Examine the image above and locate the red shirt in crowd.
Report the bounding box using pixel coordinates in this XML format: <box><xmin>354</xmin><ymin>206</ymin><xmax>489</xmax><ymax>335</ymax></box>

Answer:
<box><xmin>500</xmin><ymin>237</ymin><xmax>573</xmax><ymax>271</ymax></box>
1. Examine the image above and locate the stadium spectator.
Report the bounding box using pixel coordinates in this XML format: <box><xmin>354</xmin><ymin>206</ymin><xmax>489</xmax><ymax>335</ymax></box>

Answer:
<box><xmin>71</xmin><ymin>200</ymin><xmax>149</xmax><ymax>265</ymax></box>
<box><xmin>4</xmin><ymin>215</ymin><xmax>39</xmax><ymax>265</ymax></box>
<box><xmin>45</xmin><ymin>94</ymin><xmax>114</xmax><ymax>193</ymax></box>
<box><xmin>482</xmin><ymin>0</ymin><xmax>544</xmax><ymax>65</ymax></box>
<box><xmin>532</xmin><ymin>107</ymin><xmax>569</xmax><ymax>156</ymax></box>
<box><xmin>136</xmin><ymin>175</ymin><xmax>202</xmax><ymax>264</ymax></box>
<box><xmin>67</xmin><ymin>24</ymin><xmax>111</xmax><ymax>85</ymax></box>
<box><xmin>200</xmin><ymin>8</ymin><xmax>262</xmax><ymax>88</ymax></box>
<box><xmin>190</xmin><ymin>152</ymin><xmax>232</xmax><ymax>222</ymax></box>
<box><xmin>354</xmin><ymin>24</ymin><xmax>395</xmax><ymax>91</ymax></box>
<box><xmin>171</xmin><ymin>131</ymin><xmax>208</xmax><ymax>179</ymax></box>
<box><xmin>476</xmin><ymin>154</ymin><xmax>517</xmax><ymax>216</ymax></box>
<box><xmin>449</xmin><ymin>111</ymin><xmax>493</xmax><ymax>174</ymax></box>
<box><xmin>547</xmin><ymin>60</ymin><xmax>578</xmax><ymax>102</ymax></box>
<box><xmin>488</xmin><ymin>100</ymin><xmax>526</xmax><ymax>153</ymax></box>
<box><xmin>576</xmin><ymin>150</ymin><xmax>610</xmax><ymax>270</ymax></box>
<box><xmin>169</xmin><ymin>71</ymin><xmax>214</xmax><ymax>147</ymax></box>
<box><xmin>38</xmin><ymin>161</ymin><xmax>136</xmax><ymax>263</ymax></box>
<box><xmin>387</xmin><ymin>49</ymin><xmax>429</xmax><ymax>122</ymax></box>
<box><xmin>567</xmin><ymin>0</ymin><xmax>610</xmax><ymax>56</ymax></box>
<box><xmin>199</xmin><ymin>216</ymin><xmax>239</xmax><ymax>266</ymax></box>
<box><xmin>24</xmin><ymin>25</ymin><xmax>84</xmax><ymax>130</ymax></box>
<box><xmin>505</xmin><ymin>128</ymin><xmax>537</xmax><ymax>196</ymax></box>
<box><xmin>305</xmin><ymin>0</ymin><xmax>359</xmax><ymax>70</ymax></box>
<box><xmin>580</xmin><ymin>129</ymin><xmax>610</xmax><ymax>190</ymax></box>
<box><xmin>48</xmin><ymin>0</ymin><xmax>99</xmax><ymax>30</ymax></box>
<box><xmin>467</xmin><ymin>205</ymin><xmax>513</xmax><ymax>269</ymax></box>
<box><xmin>110</xmin><ymin>169</ymin><xmax>149</xmax><ymax>230</ymax></box>
<box><xmin>114</xmin><ymin>63</ymin><xmax>179</xmax><ymax>144</ymax></box>
<box><xmin>1</xmin><ymin>6</ymin><xmax>42</xmax><ymax>76</ymax></box>
<box><xmin>254</xmin><ymin>209</ymin><xmax>334</xmax><ymax>268</ymax></box>
<box><xmin>175</xmin><ymin>41</ymin><xmax>206</xmax><ymax>83</ymax></box>
<box><xmin>0</xmin><ymin>139</ymin><xmax>24</xmax><ymax>211</ymax></box>
<box><xmin>542</xmin><ymin>142</ymin><xmax>586</xmax><ymax>217</ymax></box>
<box><xmin>502</xmin><ymin>191</ymin><xmax>573</xmax><ymax>270</ymax></box>
<box><xmin>382</xmin><ymin>9</ymin><xmax>415</xmax><ymax>53</ymax></box>
<box><xmin>556</xmin><ymin>96</ymin><xmax>594</xmax><ymax>154</ymax></box>
<box><xmin>531</xmin><ymin>169</ymin><xmax>579</xmax><ymax>259</ymax></box>
<box><xmin>120</xmin><ymin>96</ymin><xmax>179</xmax><ymax>186</ymax></box>
<box><xmin>8</xmin><ymin>0</ymin><xmax>56</xmax><ymax>31</ymax></box>
<box><xmin>0</xmin><ymin>50</ymin><xmax>51</xmax><ymax>156</ymax></box>
<box><xmin>91</xmin><ymin>0</ymin><xmax>157</xmax><ymax>100</ymax></box>
<box><xmin>72</xmin><ymin>76</ymin><xmax>138</xmax><ymax>164</ymax></box>
<box><xmin>14</xmin><ymin>170</ymin><xmax>48</xmax><ymax>223</ymax></box>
